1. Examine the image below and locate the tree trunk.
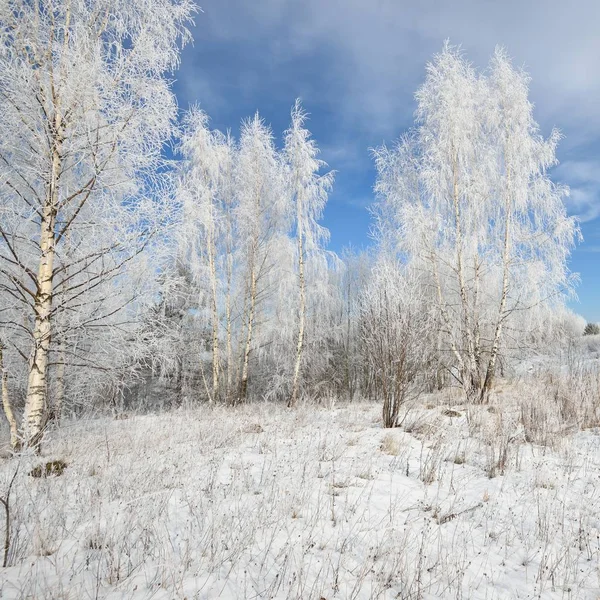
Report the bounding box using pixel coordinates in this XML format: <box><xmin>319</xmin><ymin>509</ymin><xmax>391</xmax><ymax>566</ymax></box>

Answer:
<box><xmin>431</xmin><ymin>254</ymin><xmax>464</xmax><ymax>377</ymax></box>
<box><xmin>239</xmin><ymin>260</ymin><xmax>256</xmax><ymax>403</ymax></box>
<box><xmin>208</xmin><ymin>219</ymin><xmax>219</xmax><ymax>404</ymax></box>
<box><xmin>0</xmin><ymin>346</ymin><xmax>19</xmax><ymax>451</ymax></box>
<box><xmin>225</xmin><ymin>244</ymin><xmax>233</xmax><ymax>404</ymax></box>
<box><xmin>54</xmin><ymin>347</ymin><xmax>65</xmax><ymax>422</ymax></box>
<box><xmin>289</xmin><ymin>201</ymin><xmax>306</xmax><ymax>408</ymax></box>
<box><xmin>24</xmin><ymin>134</ymin><xmax>61</xmax><ymax>451</ymax></box>
<box><xmin>480</xmin><ymin>172</ymin><xmax>512</xmax><ymax>403</ymax></box>
<box><xmin>451</xmin><ymin>157</ymin><xmax>479</xmax><ymax>401</ymax></box>
<box><xmin>473</xmin><ymin>257</ymin><xmax>482</xmax><ymax>373</ymax></box>
<box><xmin>345</xmin><ymin>274</ymin><xmax>354</xmax><ymax>402</ymax></box>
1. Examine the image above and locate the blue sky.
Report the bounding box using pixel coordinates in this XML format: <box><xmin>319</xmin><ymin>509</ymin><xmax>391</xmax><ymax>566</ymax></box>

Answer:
<box><xmin>173</xmin><ymin>0</ymin><xmax>600</xmax><ymax>322</ymax></box>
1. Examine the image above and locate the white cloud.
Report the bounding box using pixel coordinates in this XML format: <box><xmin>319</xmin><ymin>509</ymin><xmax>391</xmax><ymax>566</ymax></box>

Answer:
<box><xmin>193</xmin><ymin>0</ymin><xmax>600</xmax><ymax>141</ymax></box>
<box><xmin>554</xmin><ymin>160</ymin><xmax>600</xmax><ymax>223</ymax></box>
<box><xmin>185</xmin><ymin>0</ymin><xmax>600</xmax><ymax>222</ymax></box>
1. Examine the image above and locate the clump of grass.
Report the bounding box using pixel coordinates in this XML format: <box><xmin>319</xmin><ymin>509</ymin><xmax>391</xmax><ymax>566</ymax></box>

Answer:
<box><xmin>418</xmin><ymin>436</ymin><xmax>445</xmax><ymax>484</ymax></box>
<box><xmin>29</xmin><ymin>460</ymin><xmax>67</xmax><ymax>478</ymax></box>
<box><xmin>380</xmin><ymin>432</ymin><xmax>401</xmax><ymax>456</ymax></box>
<box><xmin>241</xmin><ymin>423</ymin><xmax>264</xmax><ymax>434</ymax></box>
<box><xmin>442</xmin><ymin>409</ymin><xmax>462</xmax><ymax>418</ymax></box>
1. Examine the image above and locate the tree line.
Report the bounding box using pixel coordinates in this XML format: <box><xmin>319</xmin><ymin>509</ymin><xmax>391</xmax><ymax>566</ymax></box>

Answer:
<box><xmin>0</xmin><ymin>2</ymin><xmax>582</xmax><ymax>450</ymax></box>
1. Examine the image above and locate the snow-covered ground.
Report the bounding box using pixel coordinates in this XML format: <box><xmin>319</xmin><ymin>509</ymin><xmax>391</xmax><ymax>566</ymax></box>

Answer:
<box><xmin>1</xmin><ymin>395</ymin><xmax>600</xmax><ymax>599</ymax></box>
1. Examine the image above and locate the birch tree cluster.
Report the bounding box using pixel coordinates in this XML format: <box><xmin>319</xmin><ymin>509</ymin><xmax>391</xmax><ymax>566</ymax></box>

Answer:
<box><xmin>371</xmin><ymin>43</ymin><xmax>580</xmax><ymax>409</ymax></box>
<box><xmin>152</xmin><ymin>103</ymin><xmax>340</xmax><ymax>407</ymax></box>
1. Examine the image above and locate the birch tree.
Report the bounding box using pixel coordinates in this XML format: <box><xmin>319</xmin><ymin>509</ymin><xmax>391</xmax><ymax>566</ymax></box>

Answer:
<box><xmin>234</xmin><ymin>115</ymin><xmax>288</xmax><ymax>402</ymax></box>
<box><xmin>339</xmin><ymin>248</ymin><xmax>374</xmax><ymax>401</ymax></box>
<box><xmin>177</xmin><ymin>108</ymin><xmax>235</xmax><ymax>403</ymax></box>
<box><xmin>0</xmin><ymin>341</ymin><xmax>19</xmax><ymax>451</ymax></box>
<box><xmin>477</xmin><ymin>48</ymin><xmax>578</xmax><ymax>400</ymax></box>
<box><xmin>414</xmin><ymin>44</ymin><xmax>487</xmax><ymax>399</ymax></box>
<box><xmin>0</xmin><ymin>0</ymin><xmax>195</xmax><ymax>448</ymax></box>
<box><xmin>283</xmin><ymin>100</ymin><xmax>334</xmax><ymax>407</ymax></box>
<box><xmin>170</xmin><ymin>105</ymin><xmax>339</xmax><ymax>405</ymax></box>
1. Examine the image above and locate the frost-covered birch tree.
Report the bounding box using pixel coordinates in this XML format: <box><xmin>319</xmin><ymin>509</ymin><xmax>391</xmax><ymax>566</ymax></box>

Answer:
<box><xmin>477</xmin><ymin>48</ymin><xmax>578</xmax><ymax>400</ymax></box>
<box><xmin>283</xmin><ymin>100</ymin><xmax>334</xmax><ymax>407</ymax></box>
<box><xmin>0</xmin><ymin>0</ymin><xmax>195</xmax><ymax>448</ymax></box>
<box><xmin>0</xmin><ymin>340</ymin><xmax>19</xmax><ymax>450</ymax></box>
<box><xmin>177</xmin><ymin>108</ymin><xmax>236</xmax><ymax>404</ymax></box>
<box><xmin>236</xmin><ymin>115</ymin><xmax>287</xmax><ymax>403</ymax></box>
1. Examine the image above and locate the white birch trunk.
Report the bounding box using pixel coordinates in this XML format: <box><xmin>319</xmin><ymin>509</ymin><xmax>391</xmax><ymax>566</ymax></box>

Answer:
<box><xmin>451</xmin><ymin>157</ymin><xmax>479</xmax><ymax>399</ymax></box>
<box><xmin>54</xmin><ymin>346</ymin><xmax>66</xmax><ymax>422</ymax></box>
<box><xmin>480</xmin><ymin>171</ymin><xmax>512</xmax><ymax>402</ymax></box>
<box><xmin>225</xmin><ymin>249</ymin><xmax>233</xmax><ymax>403</ymax></box>
<box><xmin>24</xmin><ymin>124</ymin><xmax>61</xmax><ymax>449</ymax></box>
<box><xmin>289</xmin><ymin>204</ymin><xmax>306</xmax><ymax>407</ymax></box>
<box><xmin>239</xmin><ymin>259</ymin><xmax>256</xmax><ymax>402</ymax></box>
<box><xmin>208</xmin><ymin>216</ymin><xmax>219</xmax><ymax>404</ymax></box>
<box><xmin>473</xmin><ymin>257</ymin><xmax>482</xmax><ymax>371</ymax></box>
<box><xmin>0</xmin><ymin>345</ymin><xmax>19</xmax><ymax>451</ymax></box>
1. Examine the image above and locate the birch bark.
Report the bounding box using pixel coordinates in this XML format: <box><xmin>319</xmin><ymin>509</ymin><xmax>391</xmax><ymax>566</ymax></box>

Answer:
<box><xmin>0</xmin><ymin>345</ymin><xmax>19</xmax><ymax>451</ymax></box>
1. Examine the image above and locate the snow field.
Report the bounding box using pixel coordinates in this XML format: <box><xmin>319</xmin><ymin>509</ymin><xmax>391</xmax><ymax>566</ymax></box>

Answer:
<box><xmin>1</xmin><ymin>395</ymin><xmax>600</xmax><ymax>599</ymax></box>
